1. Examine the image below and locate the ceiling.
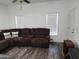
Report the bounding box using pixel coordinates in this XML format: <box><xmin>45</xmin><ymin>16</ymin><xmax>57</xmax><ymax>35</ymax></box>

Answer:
<box><xmin>0</xmin><ymin>0</ymin><xmax>60</xmax><ymax>5</ymax></box>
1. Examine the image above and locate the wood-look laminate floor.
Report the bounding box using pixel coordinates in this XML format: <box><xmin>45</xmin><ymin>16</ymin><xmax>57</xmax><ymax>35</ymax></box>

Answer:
<box><xmin>1</xmin><ymin>43</ymin><xmax>64</xmax><ymax>59</ymax></box>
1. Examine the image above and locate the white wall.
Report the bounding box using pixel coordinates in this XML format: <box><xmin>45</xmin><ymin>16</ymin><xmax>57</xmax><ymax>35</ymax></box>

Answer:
<box><xmin>0</xmin><ymin>5</ymin><xmax>10</xmax><ymax>29</ymax></box>
<box><xmin>73</xmin><ymin>1</ymin><xmax>79</xmax><ymax>47</ymax></box>
<box><xmin>66</xmin><ymin>0</ymin><xmax>79</xmax><ymax>47</ymax></box>
<box><xmin>8</xmin><ymin>0</ymin><xmax>70</xmax><ymax>42</ymax></box>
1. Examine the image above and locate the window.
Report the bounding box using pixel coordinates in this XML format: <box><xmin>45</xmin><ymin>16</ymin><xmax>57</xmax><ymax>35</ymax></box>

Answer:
<box><xmin>15</xmin><ymin>15</ymin><xmax>24</xmax><ymax>28</ymax></box>
<box><xmin>46</xmin><ymin>13</ymin><xmax>58</xmax><ymax>35</ymax></box>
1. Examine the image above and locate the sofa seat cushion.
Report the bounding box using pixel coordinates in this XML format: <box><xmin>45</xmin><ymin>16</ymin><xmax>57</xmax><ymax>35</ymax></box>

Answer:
<box><xmin>32</xmin><ymin>35</ymin><xmax>50</xmax><ymax>38</ymax></box>
<box><xmin>12</xmin><ymin>37</ymin><xmax>31</xmax><ymax>46</ymax></box>
<box><xmin>31</xmin><ymin>38</ymin><xmax>48</xmax><ymax>43</ymax></box>
<box><xmin>6</xmin><ymin>38</ymin><xmax>14</xmax><ymax>46</ymax></box>
<box><xmin>12</xmin><ymin>37</ymin><xmax>22</xmax><ymax>45</ymax></box>
<box><xmin>21</xmin><ymin>38</ymin><xmax>31</xmax><ymax>46</ymax></box>
<box><xmin>31</xmin><ymin>38</ymin><xmax>49</xmax><ymax>47</ymax></box>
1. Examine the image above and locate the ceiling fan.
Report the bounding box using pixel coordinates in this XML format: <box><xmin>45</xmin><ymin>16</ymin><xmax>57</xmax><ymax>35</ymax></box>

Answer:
<box><xmin>12</xmin><ymin>0</ymin><xmax>30</xmax><ymax>4</ymax></box>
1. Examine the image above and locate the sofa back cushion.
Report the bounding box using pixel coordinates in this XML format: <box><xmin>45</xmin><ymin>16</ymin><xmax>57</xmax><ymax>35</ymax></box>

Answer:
<box><xmin>20</xmin><ymin>28</ymin><xmax>31</xmax><ymax>37</ymax></box>
<box><xmin>31</xmin><ymin>28</ymin><xmax>50</xmax><ymax>35</ymax></box>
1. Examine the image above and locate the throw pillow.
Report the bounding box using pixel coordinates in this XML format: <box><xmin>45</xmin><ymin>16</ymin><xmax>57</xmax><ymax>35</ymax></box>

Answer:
<box><xmin>3</xmin><ymin>32</ymin><xmax>11</xmax><ymax>39</ymax></box>
<box><xmin>12</xmin><ymin>32</ymin><xmax>19</xmax><ymax>38</ymax></box>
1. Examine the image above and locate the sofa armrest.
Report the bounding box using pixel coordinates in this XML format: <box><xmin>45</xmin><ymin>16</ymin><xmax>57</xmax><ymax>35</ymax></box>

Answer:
<box><xmin>0</xmin><ymin>40</ymin><xmax>9</xmax><ymax>51</ymax></box>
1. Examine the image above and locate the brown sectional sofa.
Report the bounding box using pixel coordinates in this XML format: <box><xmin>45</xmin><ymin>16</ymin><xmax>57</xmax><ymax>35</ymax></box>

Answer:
<box><xmin>0</xmin><ymin>28</ymin><xmax>50</xmax><ymax>51</ymax></box>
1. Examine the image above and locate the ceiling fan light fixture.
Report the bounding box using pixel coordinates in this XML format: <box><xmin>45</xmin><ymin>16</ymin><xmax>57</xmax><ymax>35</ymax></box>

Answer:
<box><xmin>20</xmin><ymin>0</ymin><xmax>23</xmax><ymax>4</ymax></box>
<box><xmin>12</xmin><ymin>0</ymin><xmax>18</xmax><ymax>3</ymax></box>
<box><xmin>12</xmin><ymin>0</ymin><xmax>30</xmax><ymax>4</ymax></box>
<box><xmin>24</xmin><ymin>0</ymin><xmax>30</xmax><ymax>3</ymax></box>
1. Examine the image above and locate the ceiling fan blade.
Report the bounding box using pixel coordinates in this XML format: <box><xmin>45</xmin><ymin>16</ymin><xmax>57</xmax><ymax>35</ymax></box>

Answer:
<box><xmin>12</xmin><ymin>0</ymin><xmax>17</xmax><ymax>3</ymax></box>
<box><xmin>24</xmin><ymin>0</ymin><xmax>30</xmax><ymax>3</ymax></box>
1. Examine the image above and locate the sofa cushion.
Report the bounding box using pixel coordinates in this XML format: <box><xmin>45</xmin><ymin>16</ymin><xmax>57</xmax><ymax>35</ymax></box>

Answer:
<box><xmin>31</xmin><ymin>38</ymin><xmax>47</xmax><ymax>43</ymax></box>
<box><xmin>20</xmin><ymin>28</ymin><xmax>31</xmax><ymax>35</ymax></box>
<box><xmin>31</xmin><ymin>28</ymin><xmax>49</xmax><ymax>35</ymax></box>
<box><xmin>12</xmin><ymin>37</ymin><xmax>31</xmax><ymax>46</ymax></box>
<box><xmin>5</xmin><ymin>38</ymin><xmax>14</xmax><ymax>46</ymax></box>
<box><xmin>31</xmin><ymin>38</ymin><xmax>49</xmax><ymax>47</ymax></box>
